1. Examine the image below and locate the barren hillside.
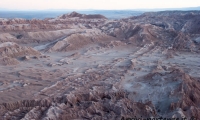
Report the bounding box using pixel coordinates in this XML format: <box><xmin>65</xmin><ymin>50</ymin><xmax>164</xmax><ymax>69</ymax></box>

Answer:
<box><xmin>0</xmin><ymin>11</ymin><xmax>200</xmax><ymax>119</ymax></box>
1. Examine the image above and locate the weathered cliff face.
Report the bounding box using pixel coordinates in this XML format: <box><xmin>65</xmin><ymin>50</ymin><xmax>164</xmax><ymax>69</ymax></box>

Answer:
<box><xmin>0</xmin><ymin>11</ymin><xmax>200</xmax><ymax>119</ymax></box>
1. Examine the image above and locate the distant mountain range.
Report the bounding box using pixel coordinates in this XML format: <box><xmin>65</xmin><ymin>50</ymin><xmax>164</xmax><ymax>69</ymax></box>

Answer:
<box><xmin>137</xmin><ymin>6</ymin><xmax>200</xmax><ymax>11</ymax></box>
<box><xmin>0</xmin><ymin>6</ymin><xmax>200</xmax><ymax>19</ymax></box>
<box><xmin>0</xmin><ymin>10</ymin><xmax>144</xmax><ymax>19</ymax></box>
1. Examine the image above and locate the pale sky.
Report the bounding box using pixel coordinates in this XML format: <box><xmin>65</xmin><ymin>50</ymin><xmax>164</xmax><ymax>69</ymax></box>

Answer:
<box><xmin>1</xmin><ymin>0</ymin><xmax>200</xmax><ymax>10</ymax></box>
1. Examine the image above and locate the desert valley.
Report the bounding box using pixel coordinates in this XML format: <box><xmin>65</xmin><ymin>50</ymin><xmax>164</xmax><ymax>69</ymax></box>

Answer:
<box><xmin>0</xmin><ymin>11</ymin><xmax>200</xmax><ymax>119</ymax></box>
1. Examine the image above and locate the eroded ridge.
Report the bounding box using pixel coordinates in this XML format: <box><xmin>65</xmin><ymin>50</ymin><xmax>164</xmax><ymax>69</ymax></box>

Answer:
<box><xmin>0</xmin><ymin>11</ymin><xmax>200</xmax><ymax>119</ymax></box>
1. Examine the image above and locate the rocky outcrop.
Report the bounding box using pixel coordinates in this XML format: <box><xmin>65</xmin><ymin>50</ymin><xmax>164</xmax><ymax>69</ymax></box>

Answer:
<box><xmin>99</xmin><ymin>11</ymin><xmax>200</xmax><ymax>51</ymax></box>
<box><xmin>0</xmin><ymin>42</ymin><xmax>40</xmax><ymax>66</ymax></box>
<box><xmin>130</xmin><ymin>11</ymin><xmax>200</xmax><ymax>34</ymax></box>
<box><xmin>140</xmin><ymin>67</ymin><xmax>200</xmax><ymax>118</ymax></box>
<box><xmin>0</xmin><ymin>91</ymin><xmax>156</xmax><ymax>120</ymax></box>
<box><xmin>0</xmin><ymin>56</ymin><xmax>19</xmax><ymax>65</ymax></box>
<box><xmin>169</xmin><ymin>69</ymin><xmax>200</xmax><ymax>118</ymax></box>
<box><xmin>0</xmin><ymin>42</ymin><xmax>40</xmax><ymax>58</ymax></box>
<box><xmin>45</xmin><ymin>29</ymin><xmax>119</xmax><ymax>52</ymax></box>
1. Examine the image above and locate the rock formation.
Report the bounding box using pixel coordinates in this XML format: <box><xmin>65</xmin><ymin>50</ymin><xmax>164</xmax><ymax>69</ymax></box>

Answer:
<box><xmin>0</xmin><ymin>11</ymin><xmax>200</xmax><ymax>119</ymax></box>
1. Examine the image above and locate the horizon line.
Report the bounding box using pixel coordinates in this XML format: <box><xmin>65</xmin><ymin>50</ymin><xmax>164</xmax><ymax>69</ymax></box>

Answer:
<box><xmin>0</xmin><ymin>6</ymin><xmax>200</xmax><ymax>12</ymax></box>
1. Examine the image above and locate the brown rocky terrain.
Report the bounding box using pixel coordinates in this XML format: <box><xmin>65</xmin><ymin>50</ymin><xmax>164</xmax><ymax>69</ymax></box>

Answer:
<box><xmin>0</xmin><ymin>11</ymin><xmax>200</xmax><ymax>119</ymax></box>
